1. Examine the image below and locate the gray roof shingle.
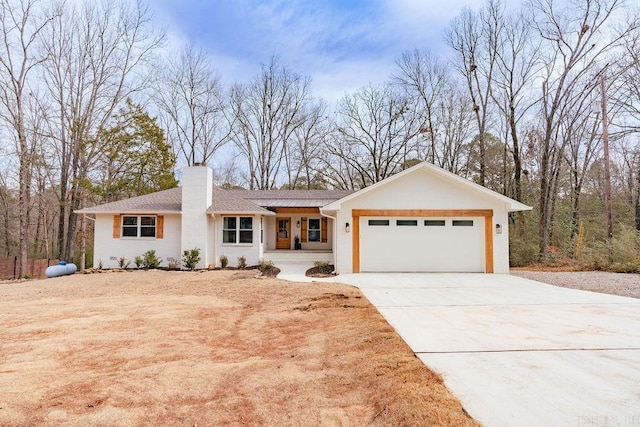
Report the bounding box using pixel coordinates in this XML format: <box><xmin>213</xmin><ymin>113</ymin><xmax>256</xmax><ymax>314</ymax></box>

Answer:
<box><xmin>76</xmin><ymin>188</ymin><xmax>183</xmax><ymax>213</ymax></box>
<box><xmin>76</xmin><ymin>187</ymin><xmax>350</xmax><ymax>214</ymax></box>
<box><xmin>208</xmin><ymin>187</ymin><xmax>273</xmax><ymax>214</ymax></box>
<box><xmin>226</xmin><ymin>189</ymin><xmax>354</xmax><ymax>208</ymax></box>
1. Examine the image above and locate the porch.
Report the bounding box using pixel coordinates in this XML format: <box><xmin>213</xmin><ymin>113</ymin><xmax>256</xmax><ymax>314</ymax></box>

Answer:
<box><xmin>262</xmin><ymin>249</ymin><xmax>333</xmax><ymax>264</ymax></box>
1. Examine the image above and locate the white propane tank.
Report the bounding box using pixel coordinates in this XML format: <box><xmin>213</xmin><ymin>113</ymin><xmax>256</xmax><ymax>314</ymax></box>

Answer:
<box><xmin>45</xmin><ymin>261</ymin><xmax>78</xmax><ymax>278</ymax></box>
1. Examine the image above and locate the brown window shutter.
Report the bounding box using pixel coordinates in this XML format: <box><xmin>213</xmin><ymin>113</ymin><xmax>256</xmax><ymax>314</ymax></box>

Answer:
<box><xmin>321</xmin><ymin>217</ymin><xmax>328</xmax><ymax>243</ymax></box>
<box><xmin>301</xmin><ymin>217</ymin><xmax>308</xmax><ymax>243</ymax></box>
<box><xmin>157</xmin><ymin>215</ymin><xmax>164</xmax><ymax>239</ymax></box>
<box><xmin>113</xmin><ymin>215</ymin><xmax>121</xmax><ymax>238</ymax></box>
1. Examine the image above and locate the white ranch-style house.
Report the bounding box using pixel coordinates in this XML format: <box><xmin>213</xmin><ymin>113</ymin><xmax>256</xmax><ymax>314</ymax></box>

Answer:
<box><xmin>77</xmin><ymin>162</ymin><xmax>531</xmax><ymax>273</ymax></box>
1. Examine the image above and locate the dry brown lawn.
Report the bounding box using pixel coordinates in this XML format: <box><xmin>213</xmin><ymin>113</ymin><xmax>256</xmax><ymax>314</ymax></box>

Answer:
<box><xmin>0</xmin><ymin>270</ymin><xmax>477</xmax><ymax>426</ymax></box>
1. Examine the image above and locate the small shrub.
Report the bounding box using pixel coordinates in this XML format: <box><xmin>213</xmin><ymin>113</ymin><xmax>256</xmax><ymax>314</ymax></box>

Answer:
<box><xmin>259</xmin><ymin>260</ymin><xmax>274</xmax><ymax>272</ymax></box>
<box><xmin>314</xmin><ymin>260</ymin><xmax>332</xmax><ymax>274</ymax></box>
<box><xmin>219</xmin><ymin>254</ymin><xmax>228</xmax><ymax>268</ymax></box>
<box><xmin>98</xmin><ymin>259</ymin><xmax>104</xmax><ymax>270</ymax></box>
<box><xmin>237</xmin><ymin>256</ymin><xmax>247</xmax><ymax>269</ymax></box>
<box><xmin>580</xmin><ymin>225</ymin><xmax>640</xmax><ymax>271</ymax></box>
<box><xmin>118</xmin><ymin>257</ymin><xmax>128</xmax><ymax>269</ymax></box>
<box><xmin>142</xmin><ymin>250</ymin><xmax>162</xmax><ymax>269</ymax></box>
<box><xmin>182</xmin><ymin>248</ymin><xmax>201</xmax><ymax>270</ymax></box>
<box><xmin>134</xmin><ymin>256</ymin><xmax>143</xmax><ymax>269</ymax></box>
<box><xmin>509</xmin><ymin>235</ymin><xmax>539</xmax><ymax>267</ymax></box>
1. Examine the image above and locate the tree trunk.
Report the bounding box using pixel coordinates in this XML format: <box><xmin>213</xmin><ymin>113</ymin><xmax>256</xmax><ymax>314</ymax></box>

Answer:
<box><xmin>510</xmin><ymin>108</ymin><xmax>525</xmax><ymax>234</ymax></box>
<box><xmin>538</xmin><ymin>132</ymin><xmax>552</xmax><ymax>260</ymax></box>
<box><xmin>18</xmin><ymin>155</ymin><xmax>30</xmax><ymax>278</ymax></box>
<box><xmin>635</xmin><ymin>168</ymin><xmax>640</xmax><ymax>231</ymax></box>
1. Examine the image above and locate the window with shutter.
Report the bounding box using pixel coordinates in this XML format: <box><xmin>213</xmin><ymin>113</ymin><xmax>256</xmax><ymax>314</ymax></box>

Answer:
<box><xmin>118</xmin><ymin>215</ymin><xmax>157</xmax><ymax>238</ymax></box>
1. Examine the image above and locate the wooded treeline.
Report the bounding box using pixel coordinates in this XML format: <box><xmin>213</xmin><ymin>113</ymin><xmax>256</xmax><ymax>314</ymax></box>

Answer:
<box><xmin>1</xmin><ymin>0</ymin><xmax>640</xmax><ymax>275</ymax></box>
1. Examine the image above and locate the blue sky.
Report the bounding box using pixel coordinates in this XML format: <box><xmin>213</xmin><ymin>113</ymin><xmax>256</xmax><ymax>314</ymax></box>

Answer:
<box><xmin>151</xmin><ymin>0</ymin><xmax>485</xmax><ymax>104</ymax></box>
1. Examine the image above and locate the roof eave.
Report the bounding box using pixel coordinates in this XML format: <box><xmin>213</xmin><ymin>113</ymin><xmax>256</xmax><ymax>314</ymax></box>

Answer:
<box><xmin>75</xmin><ymin>209</ymin><xmax>181</xmax><ymax>215</ymax></box>
<box><xmin>209</xmin><ymin>210</ymin><xmax>275</xmax><ymax>216</ymax></box>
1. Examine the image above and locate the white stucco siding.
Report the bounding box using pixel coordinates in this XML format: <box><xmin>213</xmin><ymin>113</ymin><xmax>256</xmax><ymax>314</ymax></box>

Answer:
<box><xmin>492</xmin><ymin>210</ymin><xmax>510</xmax><ymax>274</ymax></box>
<box><xmin>92</xmin><ymin>213</ymin><xmax>182</xmax><ymax>269</ymax></box>
<box><xmin>348</xmin><ymin>168</ymin><xmax>500</xmax><ymax>210</ymax></box>
<box><xmin>181</xmin><ymin>167</ymin><xmax>213</xmax><ymax>269</ymax></box>
<box><xmin>331</xmin><ymin>168</ymin><xmax>513</xmax><ymax>274</ymax></box>
<box><xmin>206</xmin><ymin>215</ymin><xmax>215</xmax><ymax>267</ymax></box>
<box><xmin>214</xmin><ymin>214</ymin><xmax>262</xmax><ymax>267</ymax></box>
<box><xmin>333</xmin><ymin>210</ymin><xmax>353</xmax><ymax>273</ymax></box>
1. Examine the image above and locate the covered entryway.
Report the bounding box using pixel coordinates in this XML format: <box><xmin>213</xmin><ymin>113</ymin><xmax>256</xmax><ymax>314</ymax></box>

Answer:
<box><xmin>352</xmin><ymin>209</ymin><xmax>493</xmax><ymax>273</ymax></box>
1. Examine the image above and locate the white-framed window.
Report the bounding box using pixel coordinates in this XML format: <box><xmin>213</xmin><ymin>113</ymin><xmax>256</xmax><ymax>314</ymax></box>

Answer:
<box><xmin>308</xmin><ymin>218</ymin><xmax>321</xmax><ymax>242</ymax></box>
<box><xmin>223</xmin><ymin>216</ymin><xmax>253</xmax><ymax>244</ymax></box>
<box><xmin>122</xmin><ymin>215</ymin><xmax>156</xmax><ymax>238</ymax></box>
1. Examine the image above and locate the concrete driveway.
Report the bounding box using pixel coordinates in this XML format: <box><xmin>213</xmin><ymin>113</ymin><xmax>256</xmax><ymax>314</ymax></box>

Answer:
<box><xmin>327</xmin><ymin>273</ymin><xmax>640</xmax><ymax>427</ymax></box>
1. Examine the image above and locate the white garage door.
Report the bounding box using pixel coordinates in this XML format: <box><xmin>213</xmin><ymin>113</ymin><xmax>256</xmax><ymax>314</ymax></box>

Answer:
<box><xmin>359</xmin><ymin>217</ymin><xmax>485</xmax><ymax>272</ymax></box>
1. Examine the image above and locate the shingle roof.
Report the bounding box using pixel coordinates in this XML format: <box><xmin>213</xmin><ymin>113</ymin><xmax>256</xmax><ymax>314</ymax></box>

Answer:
<box><xmin>76</xmin><ymin>187</ymin><xmax>349</xmax><ymax>214</ymax></box>
<box><xmin>76</xmin><ymin>188</ymin><xmax>183</xmax><ymax>214</ymax></box>
<box><xmin>207</xmin><ymin>187</ymin><xmax>273</xmax><ymax>214</ymax></box>
<box><xmin>226</xmin><ymin>189</ymin><xmax>355</xmax><ymax>208</ymax></box>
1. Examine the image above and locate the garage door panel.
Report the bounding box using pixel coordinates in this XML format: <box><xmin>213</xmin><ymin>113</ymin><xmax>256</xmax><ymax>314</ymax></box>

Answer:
<box><xmin>359</xmin><ymin>217</ymin><xmax>485</xmax><ymax>272</ymax></box>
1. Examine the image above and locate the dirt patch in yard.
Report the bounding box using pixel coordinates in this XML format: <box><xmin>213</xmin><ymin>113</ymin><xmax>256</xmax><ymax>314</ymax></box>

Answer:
<box><xmin>0</xmin><ymin>270</ymin><xmax>476</xmax><ymax>426</ymax></box>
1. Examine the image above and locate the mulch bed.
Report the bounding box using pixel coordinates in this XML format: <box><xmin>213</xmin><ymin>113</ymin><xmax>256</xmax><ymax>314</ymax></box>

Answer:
<box><xmin>306</xmin><ymin>265</ymin><xmax>337</xmax><ymax>278</ymax></box>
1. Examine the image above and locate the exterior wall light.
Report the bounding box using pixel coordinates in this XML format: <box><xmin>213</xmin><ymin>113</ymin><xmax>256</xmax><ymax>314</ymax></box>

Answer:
<box><xmin>495</xmin><ymin>224</ymin><xmax>502</xmax><ymax>234</ymax></box>
<box><xmin>296</xmin><ymin>220</ymin><xmax>300</xmax><ymax>228</ymax></box>
<box><xmin>345</xmin><ymin>222</ymin><xmax>350</xmax><ymax>233</ymax></box>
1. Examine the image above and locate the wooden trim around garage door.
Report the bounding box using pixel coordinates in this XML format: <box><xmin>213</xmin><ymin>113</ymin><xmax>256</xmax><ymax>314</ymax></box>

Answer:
<box><xmin>351</xmin><ymin>209</ymin><xmax>494</xmax><ymax>273</ymax></box>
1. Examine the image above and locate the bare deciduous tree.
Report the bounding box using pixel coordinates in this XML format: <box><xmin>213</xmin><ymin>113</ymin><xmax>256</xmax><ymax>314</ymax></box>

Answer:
<box><xmin>40</xmin><ymin>0</ymin><xmax>163</xmax><ymax>261</ymax></box>
<box><xmin>155</xmin><ymin>44</ymin><xmax>230</xmax><ymax>167</ymax></box>
<box><xmin>491</xmin><ymin>7</ymin><xmax>540</xmax><ymax>204</ymax></box>
<box><xmin>230</xmin><ymin>57</ymin><xmax>312</xmax><ymax>189</ymax></box>
<box><xmin>529</xmin><ymin>0</ymin><xmax>640</xmax><ymax>259</ymax></box>
<box><xmin>0</xmin><ymin>0</ymin><xmax>52</xmax><ymax>277</ymax></box>
<box><xmin>393</xmin><ymin>49</ymin><xmax>474</xmax><ymax>175</ymax></box>
<box><xmin>445</xmin><ymin>0</ymin><xmax>502</xmax><ymax>187</ymax></box>
<box><xmin>282</xmin><ymin>100</ymin><xmax>328</xmax><ymax>189</ymax></box>
<box><xmin>327</xmin><ymin>83</ymin><xmax>422</xmax><ymax>187</ymax></box>
<box><xmin>561</xmin><ymin>80</ymin><xmax>603</xmax><ymax>238</ymax></box>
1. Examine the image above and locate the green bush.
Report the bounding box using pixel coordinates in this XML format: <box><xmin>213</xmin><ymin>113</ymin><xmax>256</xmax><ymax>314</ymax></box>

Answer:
<box><xmin>219</xmin><ymin>255</ymin><xmax>228</xmax><ymax>268</ymax></box>
<box><xmin>237</xmin><ymin>256</ymin><xmax>247</xmax><ymax>269</ymax></box>
<box><xmin>580</xmin><ymin>225</ymin><xmax>640</xmax><ymax>272</ymax></box>
<box><xmin>259</xmin><ymin>260</ymin><xmax>274</xmax><ymax>272</ymax></box>
<box><xmin>134</xmin><ymin>256</ymin><xmax>143</xmax><ymax>269</ymax></box>
<box><xmin>509</xmin><ymin>235</ymin><xmax>539</xmax><ymax>267</ymax></box>
<box><xmin>182</xmin><ymin>248</ymin><xmax>201</xmax><ymax>270</ymax></box>
<box><xmin>313</xmin><ymin>260</ymin><xmax>332</xmax><ymax>274</ymax></box>
<box><xmin>142</xmin><ymin>250</ymin><xmax>162</xmax><ymax>269</ymax></box>
<box><xmin>118</xmin><ymin>256</ymin><xmax>130</xmax><ymax>269</ymax></box>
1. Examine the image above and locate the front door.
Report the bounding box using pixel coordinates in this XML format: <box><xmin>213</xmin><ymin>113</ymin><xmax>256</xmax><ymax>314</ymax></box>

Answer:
<box><xmin>276</xmin><ymin>218</ymin><xmax>291</xmax><ymax>249</ymax></box>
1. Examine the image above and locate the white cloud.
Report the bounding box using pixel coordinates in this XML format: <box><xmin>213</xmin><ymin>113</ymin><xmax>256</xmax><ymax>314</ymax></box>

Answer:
<box><xmin>150</xmin><ymin>0</ymin><xmax>491</xmax><ymax>105</ymax></box>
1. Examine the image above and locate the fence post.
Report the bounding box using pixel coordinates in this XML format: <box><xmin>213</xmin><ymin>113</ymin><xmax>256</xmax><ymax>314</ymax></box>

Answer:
<box><xmin>13</xmin><ymin>255</ymin><xmax>17</xmax><ymax>280</ymax></box>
